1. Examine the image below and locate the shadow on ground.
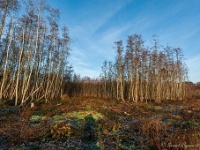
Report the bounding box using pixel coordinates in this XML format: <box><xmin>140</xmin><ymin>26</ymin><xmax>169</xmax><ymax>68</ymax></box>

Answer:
<box><xmin>81</xmin><ymin>114</ymin><xmax>99</xmax><ymax>150</ymax></box>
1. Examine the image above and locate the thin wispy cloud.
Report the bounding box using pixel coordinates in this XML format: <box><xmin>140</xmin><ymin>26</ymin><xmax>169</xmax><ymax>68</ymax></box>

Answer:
<box><xmin>49</xmin><ymin>0</ymin><xmax>200</xmax><ymax>82</ymax></box>
<box><xmin>90</xmin><ymin>0</ymin><xmax>132</xmax><ymax>36</ymax></box>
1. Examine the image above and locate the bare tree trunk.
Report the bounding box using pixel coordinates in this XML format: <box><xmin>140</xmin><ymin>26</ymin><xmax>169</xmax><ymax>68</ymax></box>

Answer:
<box><xmin>15</xmin><ymin>28</ymin><xmax>25</xmax><ymax>105</ymax></box>
<box><xmin>21</xmin><ymin>8</ymin><xmax>40</xmax><ymax>106</ymax></box>
<box><xmin>0</xmin><ymin>20</ymin><xmax>13</xmax><ymax>101</ymax></box>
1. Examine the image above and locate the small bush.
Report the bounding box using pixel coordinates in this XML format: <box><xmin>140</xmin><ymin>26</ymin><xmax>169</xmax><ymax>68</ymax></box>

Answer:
<box><xmin>139</xmin><ymin>117</ymin><xmax>168</xmax><ymax>149</ymax></box>
<box><xmin>50</xmin><ymin>121</ymin><xmax>74</xmax><ymax>141</ymax></box>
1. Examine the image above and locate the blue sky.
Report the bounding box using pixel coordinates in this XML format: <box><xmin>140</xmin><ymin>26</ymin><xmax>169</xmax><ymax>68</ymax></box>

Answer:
<box><xmin>49</xmin><ymin>0</ymin><xmax>200</xmax><ymax>82</ymax></box>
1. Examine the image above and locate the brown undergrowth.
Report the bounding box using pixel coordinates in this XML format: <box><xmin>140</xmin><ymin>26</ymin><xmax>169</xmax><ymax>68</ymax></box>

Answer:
<box><xmin>0</xmin><ymin>98</ymin><xmax>200</xmax><ymax>149</ymax></box>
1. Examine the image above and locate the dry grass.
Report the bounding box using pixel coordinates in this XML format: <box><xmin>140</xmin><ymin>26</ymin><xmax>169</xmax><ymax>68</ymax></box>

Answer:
<box><xmin>0</xmin><ymin>98</ymin><xmax>200</xmax><ymax>149</ymax></box>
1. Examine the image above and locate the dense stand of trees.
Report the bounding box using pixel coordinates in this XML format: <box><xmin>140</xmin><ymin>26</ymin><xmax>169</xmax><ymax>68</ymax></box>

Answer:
<box><xmin>68</xmin><ymin>35</ymin><xmax>190</xmax><ymax>102</ymax></box>
<box><xmin>101</xmin><ymin>34</ymin><xmax>188</xmax><ymax>102</ymax></box>
<box><xmin>0</xmin><ymin>0</ymin><xmax>72</xmax><ymax>106</ymax></box>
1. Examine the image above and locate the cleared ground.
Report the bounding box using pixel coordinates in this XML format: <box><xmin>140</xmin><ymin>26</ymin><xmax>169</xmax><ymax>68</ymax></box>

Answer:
<box><xmin>0</xmin><ymin>98</ymin><xmax>200</xmax><ymax>149</ymax></box>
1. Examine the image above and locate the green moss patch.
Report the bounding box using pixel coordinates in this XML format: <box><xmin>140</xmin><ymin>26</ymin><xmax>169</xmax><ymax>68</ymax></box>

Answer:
<box><xmin>30</xmin><ymin>115</ymin><xmax>46</xmax><ymax>124</ymax></box>
<box><xmin>52</xmin><ymin>114</ymin><xmax>66</xmax><ymax>121</ymax></box>
<box><xmin>66</xmin><ymin>110</ymin><xmax>104</xmax><ymax>121</ymax></box>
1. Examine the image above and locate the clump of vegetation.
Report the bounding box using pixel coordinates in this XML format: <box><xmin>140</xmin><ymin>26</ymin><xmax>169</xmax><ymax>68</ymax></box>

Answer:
<box><xmin>50</xmin><ymin>121</ymin><xmax>74</xmax><ymax>141</ymax></box>
<box><xmin>139</xmin><ymin>117</ymin><xmax>168</xmax><ymax>149</ymax></box>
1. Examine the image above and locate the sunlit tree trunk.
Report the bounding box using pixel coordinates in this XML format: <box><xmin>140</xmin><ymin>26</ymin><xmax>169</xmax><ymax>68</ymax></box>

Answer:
<box><xmin>21</xmin><ymin>6</ymin><xmax>41</xmax><ymax>105</ymax></box>
<box><xmin>115</xmin><ymin>41</ymin><xmax>124</xmax><ymax>101</ymax></box>
<box><xmin>15</xmin><ymin>28</ymin><xmax>25</xmax><ymax>105</ymax></box>
<box><xmin>0</xmin><ymin>14</ymin><xmax>13</xmax><ymax>101</ymax></box>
